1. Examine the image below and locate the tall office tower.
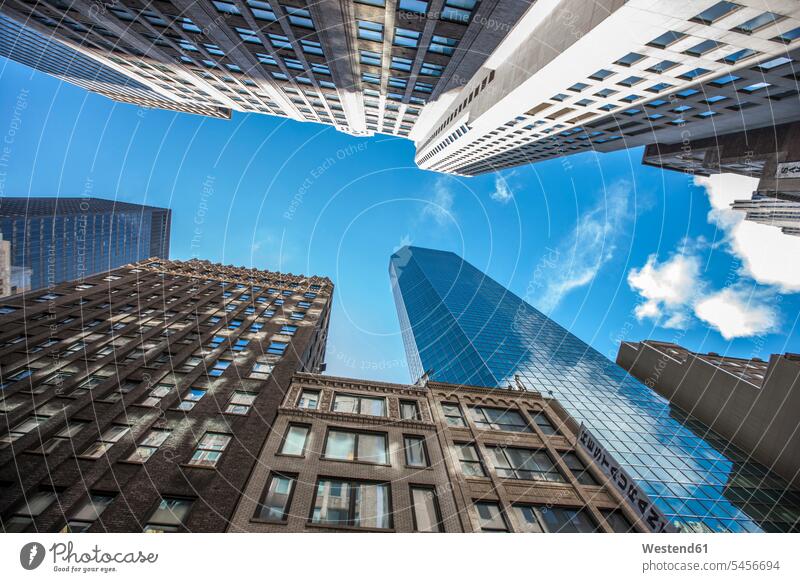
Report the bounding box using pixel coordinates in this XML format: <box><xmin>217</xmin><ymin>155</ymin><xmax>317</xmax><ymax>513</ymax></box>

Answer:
<box><xmin>389</xmin><ymin>246</ymin><xmax>800</xmax><ymax>532</ymax></box>
<box><xmin>0</xmin><ymin>197</ymin><xmax>171</xmax><ymax>295</ymax></box>
<box><xmin>0</xmin><ymin>0</ymin><xmax>528</xmax><ymax>139</ymax></box>
<box><xmin>0</xmin><ymin>258</ymin><xmax>332</xmax><ymax>532</ymax></box>
<box><xmin>730</xmin><ymin>193</ymin><xmax>800</xmax><ymax>236</ymax></box>
<box><xmin>643</xmin><ymin>121</ymin><xmax>800</xmax><ymax>237</ymax></box>
<box><xmin>0</xmin><ymin>12</ymin><xmax>230</xmax><ymax>117</ymax></box>
<box><xmin>4</xmin><ymin>3</ymin><xmax>797</xmax><ymax>175</ymax></box>
<box><xmin>617</xmin><ymin>341</ymin><xmax>800</xmax><ymax>490</ymax></box>
<box><xmin>412</xmin><ymin>0</ymin><xmax>800</xmax><ymax>175</ymax></box>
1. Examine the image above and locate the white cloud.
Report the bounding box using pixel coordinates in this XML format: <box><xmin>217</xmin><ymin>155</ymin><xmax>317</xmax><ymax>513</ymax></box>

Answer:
<box><xmin>695</xmin><ymin>173</ymin><xmax>800</xmax><ymax>291</ymax></box>
<box><xmin>422</xmin><ymin>178</ymin><xmax>456</xmax><ymax>226</ymax></box>
<box><xmin>490</xmin><ymin>175</ymin><xmax>513</xmax><ymax>204</ymax></box>
<box><xmin>627</xmin><ymin>253</ymin><xmax>702</xmax><ymax>329</ymax></box>
<box><xmin>694</xmin><ymin>286</ymin><xmax>779</xmax><ymax>340</ymax></box>
<box><xmin>536</xmin><ymin>180</ymin><xmax>630</xmax><ymax>312</ymax></box>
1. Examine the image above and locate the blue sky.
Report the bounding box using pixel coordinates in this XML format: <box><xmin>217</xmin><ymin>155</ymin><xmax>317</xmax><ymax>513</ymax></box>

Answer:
<box><xmin>2</xmin><ymin>56</ymin><xmax>798</xmax><ymax>384</ymax></box>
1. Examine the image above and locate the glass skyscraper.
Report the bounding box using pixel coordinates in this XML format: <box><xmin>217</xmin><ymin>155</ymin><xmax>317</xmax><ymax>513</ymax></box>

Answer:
<box><xmin>389</xmin><ymin>246</ymin><xmax>800</xmax><ymax>533</ymax></box>
<box><xmin>0</xmin><ymin>197</ymin><xmax>171</xmax><ymax>294</ymax></box>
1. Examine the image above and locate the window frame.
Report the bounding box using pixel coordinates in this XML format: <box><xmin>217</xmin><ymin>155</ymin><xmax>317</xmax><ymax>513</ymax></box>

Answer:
<box><xmin>253</xmin><ymin>472</ymin><xmax>297</xmax><ymax>523</ymax></box>
<box><xmin>278</xmin><ymin>424</ymin><xmax>311</xmax><ymax>457</ymax></box>
<box><xmin>322</xmin><ymin>428</ymin><xmax>390</xmax><ymax>465</ymax></box>
<box><xmin>403</xmin><ymin>434</ymin><xmax>429</xmax><ymax>468</ymax></box>
<box><xmin>409</xmin><ymin>485</ymin><xmax>443</xmax><ymax>532</ymax></box>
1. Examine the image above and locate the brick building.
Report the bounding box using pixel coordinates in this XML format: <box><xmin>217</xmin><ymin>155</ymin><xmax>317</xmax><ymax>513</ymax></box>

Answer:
<box><xmin>0</xmin><ymin>258</ymin><xmax>331</xmax><ymax>532</ymax></box>
<box><xmin>229</xmin><ymin>373</ymin><xmax>647</xmax><ymax>532</ymax></box>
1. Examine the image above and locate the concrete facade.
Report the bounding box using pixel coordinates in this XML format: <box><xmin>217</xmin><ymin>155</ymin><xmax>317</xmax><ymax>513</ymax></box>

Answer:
<box><xmin>617</xmin><ymin>340</ymin><xmax>800</xmax><ymax>490</ymax></box>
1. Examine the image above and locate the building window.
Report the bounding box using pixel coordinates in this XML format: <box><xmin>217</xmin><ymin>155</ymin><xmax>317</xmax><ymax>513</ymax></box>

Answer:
<box><xmin>267</xmin><ymin>341</ymin><xmax>288</xmax><ymax>356</ymax></box>
<box><xmin>279</xmin><ymin>425</ymin><xmax>309</xmax><ymax>456</ymax></box>
<box><xmin>249</xmin><ymin>362</ymin><xmax>273</xmax><ymax>380</ymax></box>
<box><xmin>209</xmin><ymin>358</ymin><xmax>232</xmax><ymax>376</ymax></box>
<box><xmin>514</xmin><ymin>504</ymin><xmax>597</xmax><ymax>533</ymax></box>
<box><xmin>691</xmin><ymin>1</ymin><xmax>741</xmax><ymax>25</ymax></box>
<box><xmin>561</xmin><ymin>452</ymin><xmax>599</xmax><ymax>485</ymax></box>
<box><xmin>357</xmin><ymin>20</ymin><xmax>383</xmax><ymax>42</ymax></box>
<box><xmin>647</xmin><ymin>30</ymin><xmax>686</xmax><ymax>49</ymax></box>
<box><xmin>602</xmin><ymin>509</ymin><xmax>636</xmax><ymax>532</ymax></box>
<box><xmin>488</xmin><ymin>446</ymin><xmax>565</xmax><ymax>482</ymax></box>
<box><xmin>139</xmin><ymin>383</ymin><xmax>176</xmax><ymax>407</ymax></box>
<box><xmin>469</xmin><ymin>406</ymin><xmax>530</xmax><ymax>432</ymax></box>
<box><xmin>441</xmin><ymin>402</ymin><xmax>465</xmax><ymax>427</ymax></box>
<box><xmin>0</xmin><ymin>415</ymin><xmax>50</xmax><ymax>444</ymax></box>
<box><xmin>82</xmin><ymin>425</ymin><xmax>130</xmax><ymax>458</ymax></box>
<box><xmin>410</xmin><ymin>486</ymin><xmax>442</xmax><ymax>532</ymax></box>
<box><xmin>311</xmin><ymin>479</ymin><xmax>392</xmax><ymax>529</ymax></box>
<box><xmin>323</xmin><ymin>429</ymin><xmax>388</xmax><ymax>464</ymax></box>
<box><xmin>298</xmin><ymin>389</ymin><xmax>320</xmax><ymax>409</ymax></box>
<box><xmin>126</xmin><ymin>429</ymin><xmax>171</xmax><ymax>463</ymax></box>
<box><xmin>475</xmin><ymin>501</ymin><xmax>508</xmax><ymax>532</ymax></box>
<box><xmin>403</xmin><ymin>435</ymin><xmax>428</xmax><ymax>467</ymax></box>
<box><xmin>2</xmin><ymin>489</ymin><xmax>58</xmax><ymax>531</ymax></box>
<box><xmin>454</xmin><ymin>442</ymin><xmax>486</xmax><ymax>477</ymax></box>
<box><xmin>143</xmin><ymin>497</ymin><xmax>194</xmax><ymax>532</ymax></box>
<box><xmin>226</xmin><ymin>391</ymin><xmax>257</xmax><ymax>415</ymax></box>
<box><xmin>177</xmin><ymin>388</ymin><xmax>206</xmax><ymax>411</ymax></box>
<box><xmin>62</xmin><ymin>493</ymin><xmax>115</xmax><ymax>532</ymax></box>
<box><xmin>530</xmin><ymin>411</ymin><xmax>559</xmax><ymax>435</ymax></box>
<box><xmin>188</xmin><ymin>432</ymin><xmax>232</xmax><ymax>467</ymax></box>
<box><xmin>400</xmin><ymin>400</ymin><xmax>421</xmax><ymax>420</ymax></box>
<box><xmin>255</xmin><ymin>473</ymin><xmax>296</xmax><ymax>522</ymax></box>
<box><xmin>332</xmin><ymin>393</ymin><xmax>386</xmax><ymax>416</ymax></box>
<box><xmin>34</xmin><ymin>420</ymin><xmax>88</xmax><ymax>454</ymax></box>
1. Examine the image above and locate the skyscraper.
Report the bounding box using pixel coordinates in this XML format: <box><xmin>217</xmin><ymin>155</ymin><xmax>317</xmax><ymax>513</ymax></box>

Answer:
<box><xmin>0</xmin><ymin>197</ymin><xmax>171</xmax><ymax>296</ymax></box>
<box><xmin>0</xmin><ymin>258</ymin><xmax>332</xmax><ymax>532</ymax></box>
<box><xmin>3</xmin><ymin>1</ymin><xmax>797</xmax><ymax>175</ymax></box>
<box><xmin>0</xmin><ymin>0</ymin><xmax>527</xmax><ymax>138</ymax></box>
<box><xmin>389</xmin><ymin>246</ymin><xmax>800</xmax><ymax>532</ymax></box>
<box><xmin>617</xmin><ymin>340</ymin><xmax>800</xmax><ymax>490</ymax></box>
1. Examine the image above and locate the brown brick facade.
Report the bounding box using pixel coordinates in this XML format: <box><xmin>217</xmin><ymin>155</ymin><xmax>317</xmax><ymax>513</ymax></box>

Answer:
<box><xmin>229</xmin><ymin>374</ymin><xmax>648</xmax><ymax>533</ymax></box>
<box><xmin>0</xmin><ymin>258</ymin><xmax>332</xmax><ymax>533</ymax></box>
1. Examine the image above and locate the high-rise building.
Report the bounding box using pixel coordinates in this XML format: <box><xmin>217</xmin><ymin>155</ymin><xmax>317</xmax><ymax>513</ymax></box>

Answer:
<box><xmin>0</xmin><ymin>197</ymin><xmax>171</xmax><ymax>295</ymax></box>
<box><xmin>5</xmin><ymin>2</ymin><xmax>796</xmax><ymax>175</ymax></box>
<box><xmin>229</xmin><ymin>372</ymin><xmax>647</xmax><ymax>532</ymax></box>
<box><xmin>730</xmin><ymin>193</ymin><xmax>800</xmax><ymax>236</ymax></box>
<box><xmin>412</xmin><ymin>1</ymin><xmax>800</xmax><ymax>175</ymax></box>
<box><xmin>389</xmin><ymin>246</ymin><xmax>800</xmax><ymax>532</ymax></box>
<box><xmin>0</xmin><ymin>0</ymin><xmax>528</xmax><ymax>138</ymax></box>
<box><xmin>0</xmin><ymin>233</ymin><xmax>29</xmax><ymax>297</ymax></box>
<box><xmin>643</xmin><ymin>120</ymin><xmax>800</xmax><ymax>237</ymax></box>
<box><xmin>0</xmin><ymin>258</ymin><xmax>332</xmax><ymax>532</ymax></box>
<box><xmin>617</xmin><ymin>340</ymin><xmax>800</xmax><ymax>490</ymax></box>
<box><xmin>0</xmin><ymin>12</ymin><xmax>231</xmax><ymax>117</ymax></box>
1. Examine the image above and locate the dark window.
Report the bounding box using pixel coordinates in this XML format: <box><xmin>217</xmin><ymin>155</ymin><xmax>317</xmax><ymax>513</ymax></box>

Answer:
<box><xmin>255</xmin><ymin>473</ymin><xmax>296</xmax><ymax>522</ymax></box>
<box><xmin>488</xmin><ymin>446</ymin><xmax>565</xmax><ymax>482</ymax></box>
<box><xmin>561</xmin><ymin>452</ymin><xmax>599</xmax><ymax>485</ymax></box>
<box><xmin>602</xmin><ymin>509</ymin><xmax>636</xmax><ymax>532</ymax></box>
<box><xmin>311</xmin><ymin>479</ymin><xmax>392</xmax><ymax>529</ymax></box>
<box><xmin>475</xmin><ymin>501</ymin><xmax>508</xmax><ymax>532</ymax></box>
<box><xmin>531</xmin><ymin>411</ymin><xmax>559</xmax><ymax>435</ymax></box>
<box><xmin>469</xmin><ymin>406</ymin><xmax>530</xmax><ymax>432</ymax></box>
<box><xmin>410</xmin><ymin>486</ymin><xmax>443</xmax><ymax>532</ymax></box>
<box><xmin>403</xmin><ymin>435</ymin><xmax>428</xmax><ymax>467</ymax></box>
<box><xmin>324</xmin><ymin>429</ymin><xmax>388</xmax><ymax>464</ymax></box>
<box><xmin>63</xmin><ymin>493</ymin><xmax>115</xmax><ymax>532</ymax></box>
<box><xmin>515</xmin><ymin>505</ymin><xmax>597</xmax><ymax>533</ymax></box>
<box><xmin>441</xmin><ymin>403</ymin><xmax>466</xmax><ymax>426</ymax></box>
<box><xmin>143</xmin><ymin>498</ymin><xmax>193</xmax><ymax>533</ymax></box>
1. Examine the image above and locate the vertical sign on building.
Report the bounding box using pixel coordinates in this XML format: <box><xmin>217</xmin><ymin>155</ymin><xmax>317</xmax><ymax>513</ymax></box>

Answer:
<box><xmin>577</xmin><ymin>424</ymin><xmax>677</xmax><ymax>533</ymax></box>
